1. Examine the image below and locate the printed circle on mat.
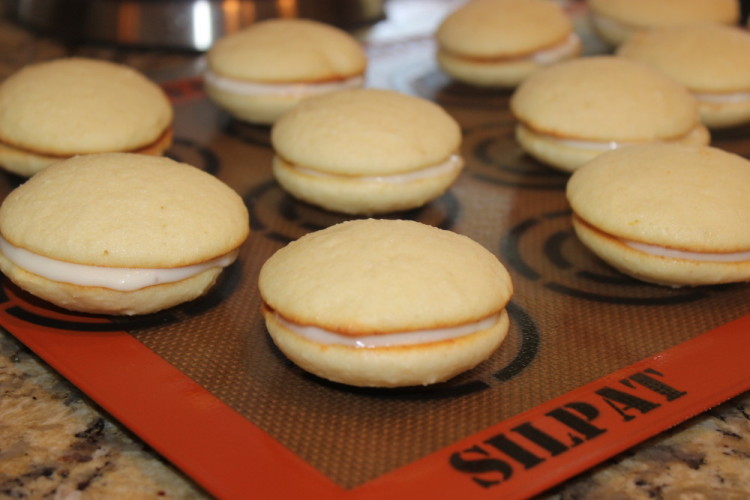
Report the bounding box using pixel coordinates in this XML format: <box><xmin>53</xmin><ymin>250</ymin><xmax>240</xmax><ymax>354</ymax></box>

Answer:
<box><xmin>464</xmin><ymin>122</ymin><xmax>568</xmax><ymax>190</ymax></box>
<box><xmin>167</xmin><ymin>137</ymin><xmax>220</xmax><ymax>176</ymax></box>
<box><xmin>244</xmin><ymin>179</ymin><xmax>460</xmax><ymax>245</ymax></box>
<box><xmin>500</xmin><ymin>210</ymin><xmax>708</xmax><ymax>304</ymax></box>
<box><xmin>224</xmin><ymin>119</ymin><xmax>272</xmax><ymax>149</ymax></box>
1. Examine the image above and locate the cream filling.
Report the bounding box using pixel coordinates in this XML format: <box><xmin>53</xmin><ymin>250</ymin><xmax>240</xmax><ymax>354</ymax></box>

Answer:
<box><xmin>290</xmin><ymin>154</ymin><xmax>464</xmax><ymax>184</ymax></box>
<box><xmin>0</xmin><ymin>235</ymin><xmax>238</xmax><ymax>291</ymax></box>
<box><xmin>694</xmin><ymin>91</ymin><xmax>750</xmax><ymax>104</ymax></box>
<box><xmin>555</xmin><ymin>137</ymin><xmax>630</xmax><ymax>152</ymax></box>
<box><xmin>275</xmin><ymin>311</ymin><xmax>502</xmax><ymax>348</ymax></box>
<box><xmin>623</xmin><ymin>238</ymin><xmax>750</xmax><ymax>263</ymax></box>
<box><xmin>528</xmin><ymin>125</ymin><xmax>703</xmax><ymax>152</ymax></box>
<box><xmin>529</xmin><ymin>33</ymin><xmax>581</xmax><ymax>66</ymax></box>
<box><xmin>204</xmin><ymin>70</ymin><xmax>364</xmax><ymax>98</ymax></box>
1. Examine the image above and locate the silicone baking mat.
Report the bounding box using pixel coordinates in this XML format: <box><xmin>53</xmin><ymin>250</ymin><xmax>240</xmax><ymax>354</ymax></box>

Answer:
<box><xmin>3</xmin><ymin>26</ymin><xmax>750</xmax><ymax>500</ymax></box>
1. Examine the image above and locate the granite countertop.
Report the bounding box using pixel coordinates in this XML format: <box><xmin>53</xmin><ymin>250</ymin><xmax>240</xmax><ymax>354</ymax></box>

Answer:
<box><xmin>1</xmin><ymin>3</ymin><xmax>750</xmax><ymax>499</ymax></box>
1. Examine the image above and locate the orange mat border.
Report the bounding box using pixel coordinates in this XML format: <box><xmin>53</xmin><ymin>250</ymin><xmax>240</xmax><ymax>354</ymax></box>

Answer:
<box><xmin>3</xmin><ymin>291</ymin><xmax>749</xmax><ymax>499</ymax></box>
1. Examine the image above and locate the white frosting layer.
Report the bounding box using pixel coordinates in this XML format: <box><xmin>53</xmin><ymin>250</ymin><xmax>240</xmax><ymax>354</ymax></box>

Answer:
<box><xmin>204</xmin><ymin>70</ymin><xmax>364</xmax><ymax>98</ymax></box>
<box><xmin>530</xmin><ymin>33</ymin><xmax>581</xmax><ymax>65</ymax></box>
<box><xmin>545</xmin><ymin>127</ymin><xmax>701</xmax><ymax>152</ymax></box>
<box><xmin>292</xmin><ymin>154</ymin><xmax>464</xmax><ymax>184</ymax></box>
<box><xmin>694</xmin><ymin>91</ymin><xmax>750</xmax><ymax>104</ymax></box>
<box><xmin>624</xmin><ymin>239</ymin><xmax>750</xmax><ymax>263</ymax></box>
<box><xmin>0</xmin><ymin>235</ymin><xmax>238</xmax><ymax>291</ymax></box>
<box><xmin>556</xmin><ymin>137</ymin><xmax>626</xmax><ymax>152</ymax></box>
<box><xmin>274</xmin><ymin>311</ymin><xmax>502</xmax><ymax>348</ymax></box>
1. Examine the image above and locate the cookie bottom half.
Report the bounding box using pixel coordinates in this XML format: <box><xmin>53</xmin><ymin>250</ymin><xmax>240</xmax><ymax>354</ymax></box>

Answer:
<box><xmin>699</xmin><ymin>99</ymin><xmax>750</xmax><ymax>129</ymax></box>
<box><xmin>0</xmin><ymin>128</ymin><xmax>173</xmax><ymax>177</ymax></box>
<box><xmin>0</xmin><ymin>251</ymin><xmax>224</xmax><ymax>315</ymax></box>
<box><xmin>262</xmin><ymin>308</ymin><xmax>510</xmax><ymax>388</ymax></box>
<box><xmin>572</xmin><ymin>215</ymin><xmax>750</xmax><ymax>287</ymax></box>
<box><xmin>272</xmin><ymin>157</ymin><xmax>461</xmax><ymax>215</ymax></box>
<box><xmin>205</xmin><ymin>84</ymin><xmax>300</xmax><ymax>125</ymax></box>
<box><xmin>437</xmin><ymin>51</ymin><xmax>542</xmax><ymax>89</ymax></box>
<box><xmin>514</xmin><ymin>123</ymin><xmax>710</xmax><ymax>173</ymax></box>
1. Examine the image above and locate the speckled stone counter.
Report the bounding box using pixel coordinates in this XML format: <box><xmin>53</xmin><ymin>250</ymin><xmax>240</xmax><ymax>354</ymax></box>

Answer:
<box><xmin>545</xmin><ymin>396</ymin><xmax>750</xmax><ymax>499</ymax></box>
<box><xmin>0</xmin><ymin>331</ymin><xmax>208</xmax><ymax>499</ymax></box>
<box><xmin>1</xmin><ymin>3</ymin><xmax>750</xmax><ymax>499</ymax></box>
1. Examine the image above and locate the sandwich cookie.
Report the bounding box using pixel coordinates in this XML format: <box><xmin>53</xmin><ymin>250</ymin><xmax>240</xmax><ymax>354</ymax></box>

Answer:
<box><xmin>435</xmin><ymin>0</ymin><xmax>581</xmax><ymax>88</ymax></box>
<box><xmin>567</xmin><ymin>143</ymin><xmax>750</xmax><ymax>287</ymax></box>
<box><xmin>617</xmin><ymin>24</ymin><xmax>750</xmax><ymax>130</ymax></box>
<box><xmin>587</xmin><ymin>0</ymin><xmax>740</xmax><ymax>47</ymax></box>
<box><xmin>205</xmin><ymin>18</ymin><xmax>367</xmax><ymax>125</ymax></box>
<box><xmin>0</xmin><ymin>57</ymin><xmax>173</xmax><ymax>177</ymax></box>
<box><xmin>510</xmin><ymin>56</ymin><xmax>710</xmax><ymax>173</ymax></box>
<box><xmin>258</xmin><ymin>219</ymin><xmax>513</xmax><ymax>387</ymax></box>
<box><xmin>0</xmin><ymin>153</ymin><xmax>249</xmax><ymax>315</ymax></box>
<box><xmin>270</xmin><ymin>88</ymin><xmax>463</xmax><ymax>215</ymax></box>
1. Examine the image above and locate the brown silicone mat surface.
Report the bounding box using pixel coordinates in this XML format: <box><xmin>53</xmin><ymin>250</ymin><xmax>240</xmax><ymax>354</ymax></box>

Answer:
<box><xmin>10</xmin><ymin>38</ymin><xmax>742</xmax><ymax>489</ymax></box>
<box><xmin>1</xmin><ymin>28</ymin><xmax>749</xmax><ymax>491</ymax></box>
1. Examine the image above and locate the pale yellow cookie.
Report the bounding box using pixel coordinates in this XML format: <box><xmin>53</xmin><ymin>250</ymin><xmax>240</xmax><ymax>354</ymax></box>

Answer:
<box><xmin>567</xmin><ymin>143</ymin><xmax>750</xmax><ymax>287</ymax></box>
<box><xmin>587</xmin><ymin>0</ymin><xmax>739</xmax><ymax>47</ymax></box>
<box><xmin>510</xmin><ymin>56</ymin><xmax>709</xmax><ymax>172</ymax></box>
<box><xmin>436</xmin><ymin>0</ymin><xmax>581</xmax><ymax>88</ymax></box>
<box><xmin>205</xmin><ymin>18</ymin><xmax>367</xmax><ymax>125</ymax></box>
<box><xmin>271</xmin><ymin>88</ymin><xmax>463</xmax><ymax>215</ymax></box>
<box><xmin>0</xmin><ymin>58</ymin><xmax>173</xmax><ymax>177</ymax></box>
<box><xmin>0</xmin><ymin>153</ymin><xmax>249</xmax><ymax>315</ymax></box>
<box><xmin>618</xmin><ymin>24</ymin><xmax>750</xmax><ymax>129</ymax></box>
<box><xmin>259</xmin><ymin>219</ymin><xmax>513</xmax><ymax>387</ymax></box>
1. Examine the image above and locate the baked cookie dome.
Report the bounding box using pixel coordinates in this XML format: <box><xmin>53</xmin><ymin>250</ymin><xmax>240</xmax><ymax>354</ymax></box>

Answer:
<box><xmin>0</xmin><ymin>153</ymin><xmax>249</xmax><ymax>314</ymax></box>
<box><xmin>259</xmin><ymin>219</ymin><xmax>513</xmax><ymax>387</ymax></box>
<box><xmin>0</xmin><ymin>58</ymin><xmax>173</xmax><ymax>177</ymax></box>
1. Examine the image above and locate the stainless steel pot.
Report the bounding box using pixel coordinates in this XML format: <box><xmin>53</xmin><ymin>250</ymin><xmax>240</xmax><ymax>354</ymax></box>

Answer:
<box><xmin>6</xmin><ymin>0</ymin><xmax>385</xmax><ymax>51</ymax></box>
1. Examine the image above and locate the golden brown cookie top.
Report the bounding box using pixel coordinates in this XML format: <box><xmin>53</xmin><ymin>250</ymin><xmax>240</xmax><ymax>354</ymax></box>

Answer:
<box><xmin>259</xmin><ymin>219</ymin><xmax>512</xmax><ymax>335</ymax></box>
<box><xmin>0</xmin><ymin>153</ymin><xmax>249</xmax><ymax>268</ymax></box>
<box><xmin>618</xmin><ymin>24</ymin><xmax>750</xmax><ymax>94</ymax></box>
<box><xmin>271</xmin><ymin>88</ymin><xmax>461</xmax><ymax>176</ymax></box>
<box><xmin>436</xmin><ymin>0</ymin><xmax>574</xmax><ymax>59</ymax></box>
<box><xmin>588</xmin><ymin>0</ymin><xmax>739</xmax><ymax>30</ymax></box>
<box><xmin>0</xmin><ymin>58</ymin><xmax>172</xmax><ymax>156</ymax></box>
<box><xmin>207</xmin><ymin>18</ymin><xmax>367</xmax><ymax>83</ymax></box>
<box><xmin>567</xmin><ymin>143</ymin><xmax>750</xmax><ymax>252</ymax></box>
<box><xmin>510</xmin><ymin>56</ymin><xmax>701</xmax><ymax>142</ymax></box>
